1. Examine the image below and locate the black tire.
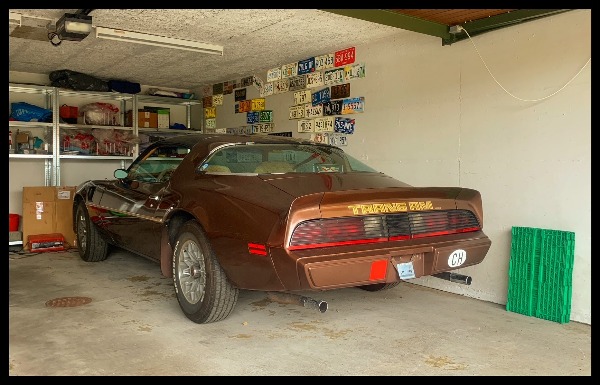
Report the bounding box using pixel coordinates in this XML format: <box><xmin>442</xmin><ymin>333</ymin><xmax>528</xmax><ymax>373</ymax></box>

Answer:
<box><xmin>75</xmin><ymin>200</ymin><xmax>108</xmax><ymax>262</ymax></box>
<box><xmin>172</xmin><ymin>221</ymin><xmax>239</xmax><ymax>324</ymax></box>
<box><xmin>358</xmin><ymin>281</ymin><xmax>401</xmax><ymax>292</ymax></box>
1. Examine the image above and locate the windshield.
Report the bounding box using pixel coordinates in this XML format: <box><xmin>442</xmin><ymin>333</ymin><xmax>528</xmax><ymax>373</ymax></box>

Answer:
<box><xmin>198</xmin><ymin>143</ymin><xmax>379</xmax><ymax>174</ymax></box>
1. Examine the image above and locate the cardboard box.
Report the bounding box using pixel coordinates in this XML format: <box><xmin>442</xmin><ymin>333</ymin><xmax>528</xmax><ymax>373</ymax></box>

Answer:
<box><xmin>22</xmin><ymin>186</ymin><xmax>77</xmax><ymax>250</ymax></box>
<box><xmin>126</xmin><ymin>110</ymin><xmax>158</xmax><ymax>128</ymax></box>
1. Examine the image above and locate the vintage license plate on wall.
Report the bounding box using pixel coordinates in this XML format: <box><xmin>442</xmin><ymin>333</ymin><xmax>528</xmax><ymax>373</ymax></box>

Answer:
<box><xmin>306</xmin><ymin>72</ymin><xmax>324</xmax><ymax>89</ymax></box>
<box><xmin>328</xmin><ymin>133</ymin><xmax>348</xmax><ymax>146</ymax></box>
<box><xmin>260</xmin><ymin>82</ymin><xmax>274</xmax><ymax>97</ymax></box>
<box><xmin>204</xmin><ymin>107</ymin><xmax>217</xmax><ymax>119</ymax></box>
<box><xmin>238</xmin><ymin>100</ymin><xmax>252</xmax><ymax>113</ymax></box>
<box><xmin>298</xmin><ymin>57</ymin><xmax>315</xmax><ymax>75</ymax></box>
<box><xmin>310</xmin><ymin>132</ymin><xmax>329</xmax><ymax>144</ymax></box>
<box><xmin>256</xmin><ymin>123</ymin><xmax>274</xmax><ymax>133</ymax></box>
<box><xmin>235</xmin><ymin>88</ymin><xmax>247</xmax><ymax>102</ymax></box>
<box><xmin>312</xmin><ymin>87</ymin><xmax>331</xmax><ymax>106</ymax></box>
<box><xmin>335</xmin><ymin>47</ymin><xmax>356</xmax><ymax>67</ymax></box>
<box><xmin>202</xmin><ymin>85</ymin><xmax>212</xmax><ymax>97</ymax></box>
<box><xmin>315</xmin><ymin>54</ymin><xmax>334</xmax><ymax>70</ymax></box>
<box><xmin>344</xmin><ymin>63</ymin><xmax>366</xmax><ymax>81</ymax></box>
<box><xmin>273</xmin><ymin>79</ymin><xmax>290</xmax><ymax>94</ymax></box>
<box><xmin>294</xmin><ymin>90</ymin><xmax>311</xmax><ymax>105</ymax></box>
<box><xmin>314</xmin><ymin>116</ymin><xmax>334</xmax><ymax>132</ymax></box>
<box><xmin>247</xmin><ymin>112</ymin><xmax>259</xmax><ymax>124</ymax></box>
<box><xmin>324</xmin><ymin>68</ymin><xmax>345</xmax><ymax>85</ymax></box>
<box><xmin>334</xmin><ymin>117</ymin><xmax>355</xmax><ymax>134</ymax></box>
<box><xmin>213</xmin><ymin>83</ymin><xmax>224</xmax><ymax>95</ymax></box>
<box><xmin>323</xmin><ymin>100</ymin><xmax>343</xmax><ymax>116</ymax></box>
<box><xmin>297</xmin><ymin>119</ymin><xmax>314</xmax><ymax>133</ymax></box>
<box><xmin>259</xmin><ymin>110</ymin><xmax>273</xmax><ymax>122</ymax></box>
<box><xmin>223</xmin><ymin>80</ymin><xmax>235</xmax><ymax>94</ymax></box>
<box><xmin>288</xmin><ymin>75</ymin><xmax>307</xmax><ymax>91</ymax></box>
<box><xmin>202</xmin><ymin>96</ymin><xmax>213</xmax><ymax>108</ymax></box>
<box><xmin>205</xmin><ymin>118</ymin><xmax>216</xmax><ymax>129</ymax></box>
<box><xmin>212</xmin><ymin>94</ymin><xmax>224</xmax><ymax>106</ymax></box>
<box><xmin>267</xmin><ymin>67</ymin><xmax>282</xmax><ymax>82</ymax></box>
<box><xmin>253</xmin><ymin>75</ymin><xmax>264</xmax><ymax>90</ymax></box>
<box><xmin>289</xmin><ymin>105</ymin><xmax>306</xmax><ymax>119</ymax></box>
<box><xmin>215</xmin><ymin>128</ymin><xmax>227</xmax><ymax>134</ymax></box>
<box><xmin>341</xmin><ymin>97</ymin><xmax>365</xmax><ymax>114</ymax></box>
<box><xmin>305</xmin><ymin>104</ymin><xmax>323</xmax><ymax>119</ymax></box>
<box><xmin>241</xmin><ymin>76</ymin><xmax>254</xmax><ymax>87</ymax></box>
<box><xmin>331</xmin><ymin>83</ymin><xmax>350</xmax><ymax>99</ymax></box>
<box><xmin>282</xmin><ymin>62</ymin><xmax>299</xmax><ymax>78</ymax></box>
<box><xmin>251</xmin><ymin>98</ymin><xmax>266</xmax><ymax>111</ymax></box>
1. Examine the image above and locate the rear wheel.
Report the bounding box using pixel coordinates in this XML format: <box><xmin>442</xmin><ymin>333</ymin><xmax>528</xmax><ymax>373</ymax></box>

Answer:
<box><xmin>358</xmin><ymin>282</ymin><xmax>401</xmax><ymax>292</ymax></box>
<box><xmin>172</xmin><ymin>221</ymin><xmax>239</xmax><ymax>324</ymax></box>
<box><xmin>75</xmin><ymin>200</ymin><xmax>108</xmax><ymax>262</ymax></box>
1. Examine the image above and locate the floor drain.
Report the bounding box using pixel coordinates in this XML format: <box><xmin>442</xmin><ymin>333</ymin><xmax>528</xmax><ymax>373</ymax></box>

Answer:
<box><xmin>45</xmin><ymin>297</ymin><xmax>92</xmax><ymax>307</ymax></box>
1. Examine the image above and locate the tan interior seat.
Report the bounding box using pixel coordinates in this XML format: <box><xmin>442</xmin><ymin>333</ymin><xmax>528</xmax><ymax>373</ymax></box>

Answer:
<box><xmin>254</xmin><ymin>161</ymin><xmax>294</xmax><ymax>174</ymax></box>
<box><xmin>204</xmin><ymin>165</ymin><xmax>231</xmax><ymax>173</ymax></box>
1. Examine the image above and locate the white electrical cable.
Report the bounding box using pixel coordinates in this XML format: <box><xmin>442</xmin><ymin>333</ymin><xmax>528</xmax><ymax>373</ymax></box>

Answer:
<box><xmin>460</xmin><ymin>26</ymin><xmax>591</xmax><ymax>102</ymax></box>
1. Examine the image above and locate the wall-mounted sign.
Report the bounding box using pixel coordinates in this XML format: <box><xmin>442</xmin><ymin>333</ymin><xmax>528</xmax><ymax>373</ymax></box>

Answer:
<box><xmin>305</xmin><ymin>104</ymin><xmax>323</xmax><ymax>119</ymax></box>
<box><xmin>259</xmin><ymin>110</ymin><xmax>273</xmax><ymax>123</ymax></box>
<box><xmin>324</xmin><ymin>68</ymin><xmax>345</xmax><ymax>85</ymax></box>
<box><xmin>329</xmin><ymin>133</ymin><xmax>348</xmax><ymax>146</ymax></box>
<box><xmin>213</xmin><ymin>83</ymin><xmax>224</xmax><ymax>95</ymax></box>
<box><xmin>288</xmin><ymin>75</ymin><xmax>306</xmax><ymax>91</ymax></box>
<box><xmin>293</xmin><ymin>90</ymin><xmax>311</xmax><ymax>105</ymax></box>
<box><xmin>312</xmin><ymin>87</ymin><xmax>331</xmax><ymax>106</ymax></box>
<box><xmin>212</xmin><ymin>94</ymin><xmax>224</xmax><ymax>106</ymax></box>
<box><xmin>204</xmin><ymin>106</ymin><xmax>217</xmax><ymax>119</ymax></box>
<box><xmin>334</xmin><ymin>47</ymin><xmax>356</xmax><ymax>67</ymax></box>
<box><xmin>298</xmin><ymin>57</ymin><xmax>315</xmax><ymax>75</ymax></box>
<box><xmin>315</xmin><ymin>53</ymin><xmax>335</xmax><ymax>70</ymax></box>
<box><xmin>273</xmin><ymin>79</ymin><xmax>290</xmax><ymax>94</ymax></box>
<box><xmin>269</xmin><ymin>131</ymin><xmax>292</xmax><ymax>137</ymax></box>
<box><xmin>323</xmin><ymin>100</ymin><xmax>343</xmax><ymax>116</ymax></box>
<box><xmin>238</xmin><ymin>100</ymin><xmax>252</xmax><ymax>113</ymax></box>
<box><xmin>306</xmin><ymin>71</ymin><xmax>324</xmax><ymax>89</ymax></box>
<box><xmin>267</xmin><ymin>67</ymin><xmax>282</xmax><ymax>82</ymax></box>
<box><xmin>251</xmin><ymin>98</ymin><xmax>266</xmax><ymax>111</ymax></box>
<box><xmin>241</xmin><ymin>76</ymin><xmax>254</xmax><ymax>87</ymax></box>
<box><xmin>331</xmin><ymin>83</ymin><xmax>350</xmax><ymax>100</ymax></box>
<box><xmin>205</xmin><ymin>118</ymin><xmax>216</xmax><ymax>129</ymax></box>
<box><xmin>235</xmin><ymin>88</ymin><xmax>247</xmax><ymax>102</ymax></box>
<box><xmin>289</xmin><ymin>105</ymin><xmax>306</xmax><ymax>120</ymax></box>
<box><xmin>281</xmin><ymin>62</ymin><xmax>299</xmax><ymax>78</ymax></box>
<box><xmin>341</xmin><ymin>97</ymin><xmax>365</xmax><ymax>114</ymax></box>
<box><xmin>202</xmin><ymin>96</ymin><xmax>213</xmax><ymax>108</ymax></box>
<box><xmin>344</xmin><ymin>63</ymin><xmax>366</xmax><ymax>81</ymax></box>
<box><xmin>247</xmin><ymin>112</ymin><xmax>259</xmax><ymax>124</ymax></box>
<box><xmin>297</xmin><ymin>119</ymin><xmax>314</xmax><ymax>133</ymax></box>
<box><xmin>334</xmin><ymin>117</ymin><xmax>356</xmax><ymax>134</ymax></box>
<box><xmin>260</xmin><ymin>82</ymin><xmax>274</xmax><ymax>97</ymax></box>
<box><xmin>314</xmin><ymin>117</ymin><xmax>334</xmax><ymax>132</ymax></box>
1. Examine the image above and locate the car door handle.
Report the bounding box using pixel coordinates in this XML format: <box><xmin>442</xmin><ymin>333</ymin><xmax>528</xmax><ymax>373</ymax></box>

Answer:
<box><xmin>149</xmin><ymin>195</ymin><xmax>160</xmax><ymax>201</ymax></box>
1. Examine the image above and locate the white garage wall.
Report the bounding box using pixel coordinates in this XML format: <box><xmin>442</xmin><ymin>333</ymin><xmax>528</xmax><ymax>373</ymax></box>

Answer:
<box><xmin>201</xmin><ymin>10</ymin><xmax>591</xmax><ymax>324</ymax></box>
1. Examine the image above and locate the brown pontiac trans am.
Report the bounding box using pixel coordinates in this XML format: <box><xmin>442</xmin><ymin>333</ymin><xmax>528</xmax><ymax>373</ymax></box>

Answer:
<box><xmin>73</xmin><ymin>133</ymin><xmax>492</xmax><ymax>324</ymax></box>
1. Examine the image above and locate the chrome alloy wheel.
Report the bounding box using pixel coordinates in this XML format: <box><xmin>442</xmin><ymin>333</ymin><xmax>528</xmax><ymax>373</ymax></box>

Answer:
<box><xmin>177</xmin><ymin>239</ymin><xmax>207</xmax><ymax>305</ymax></box>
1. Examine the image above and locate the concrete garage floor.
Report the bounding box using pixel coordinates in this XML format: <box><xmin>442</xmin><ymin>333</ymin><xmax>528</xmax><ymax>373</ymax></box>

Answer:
<box><xmin>9</xmin><ymin>249</ymin><xmax>591</xmax><ymax>376</ymax></box>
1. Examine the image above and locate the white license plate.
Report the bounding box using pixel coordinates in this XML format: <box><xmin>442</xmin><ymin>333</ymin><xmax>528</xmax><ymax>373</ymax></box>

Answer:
<box><xmin>305</xmin><ymin>104</ymin><xmax>323</xmax><ymax>119</ymax></box>
<box><xmin>397</xmin><ymin>262</ymin><xmax>416</xmax><ymax>280</ymax></box>
<box><xmin>289</xmin><ymin>105</ymin><xmax>305</xmax><ymax>119</ymax></box>
<box><xmin>294</xmin><ymin>90</ymin><xmax>311</xmax><ymax>105</ymax></box>
<box><xmin>281</xmin><ymin>62</ymin><xmax>298</xmax><ymax>78</ymax></box>
<box><xmin>297</xmin><ymin>119</ymin><xmax>314</xmax><ymax>133</ymax></box>
<box><xmin>306</xmin><ymin>72</ymin><xmax>324</xmax><ymax>88</ymax></box>
<box><xmin>267</xmin><ymin>67</ymin><xmax>282</xmax><ymax>82</ymax></box>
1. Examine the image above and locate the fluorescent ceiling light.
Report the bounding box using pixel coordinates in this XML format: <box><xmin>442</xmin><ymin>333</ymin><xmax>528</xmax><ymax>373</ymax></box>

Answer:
<box><xmin>9</xmin><ymin>12</ymin><xmax>22</xmax><ymax>27</ymax></box>
<box><xmin>56</xmin><ymin>13</ymin><xmax>93</xmax><ymax>41</ymax></box>
<box><xmin>95</xmin><ymin>26</ymin><xmax>223</xmax><ymax>55</ymax></box>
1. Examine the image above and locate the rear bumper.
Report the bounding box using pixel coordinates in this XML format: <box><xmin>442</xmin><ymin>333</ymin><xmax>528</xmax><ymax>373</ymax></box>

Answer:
<box><xmin>271</xmin><ymin>232</ymin><xmax>492</xmax><ymax>290</ymax></box>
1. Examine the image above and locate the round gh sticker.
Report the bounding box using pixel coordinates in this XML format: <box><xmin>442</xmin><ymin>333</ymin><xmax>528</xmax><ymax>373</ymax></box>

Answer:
<box><xmin>448</xmin><ymin>249</ymin><xmax>467</xmax><ymax>267</ymax></box>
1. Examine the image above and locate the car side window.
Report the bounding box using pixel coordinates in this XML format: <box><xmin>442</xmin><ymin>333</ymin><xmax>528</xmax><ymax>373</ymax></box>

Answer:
<box><xmin>128</xmin><ymin>145</ymin><xmax>189</xmax><ymax>183</ymax></box>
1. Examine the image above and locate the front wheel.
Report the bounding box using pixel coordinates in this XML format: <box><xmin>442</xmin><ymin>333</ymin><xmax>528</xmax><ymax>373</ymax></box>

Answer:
<box><xmin>172</xmin><ymin>221</ymin><xmax>239</xmax><ymax>324</ymax></box>
<box><xmin>75</xmin><ymin>200</ymin><xmax>108</xmax><ymax>262</ymax></box>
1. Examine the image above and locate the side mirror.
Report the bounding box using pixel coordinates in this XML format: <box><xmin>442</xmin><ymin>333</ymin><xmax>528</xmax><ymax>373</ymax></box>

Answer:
<box><xmin>114</xmin><ymin>169</ymin><xmax>128</xmax><ymax>179</ymax></box>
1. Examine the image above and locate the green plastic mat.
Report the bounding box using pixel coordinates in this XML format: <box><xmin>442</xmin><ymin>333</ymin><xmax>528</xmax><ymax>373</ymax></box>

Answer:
<box><xmin>506</xmin><ymin>226</ymin><xmax>575</xmax><ymax>323</ymax></box>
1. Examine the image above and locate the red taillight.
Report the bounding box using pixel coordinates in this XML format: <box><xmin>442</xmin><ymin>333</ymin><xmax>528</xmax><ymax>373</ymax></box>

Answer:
<box><xmin>248</xmin><ymin>243</ymin><xmax>267</xmax><ymax>256</ymax></box>
<box><xmin>369</xmin><ymin>260</ymin><xmax>388</xmax><ymax>280</ymax></box>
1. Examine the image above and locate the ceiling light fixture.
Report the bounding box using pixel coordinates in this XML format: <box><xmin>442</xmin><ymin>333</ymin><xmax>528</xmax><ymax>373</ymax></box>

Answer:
<box><xmin>95</xmin><ymin>26</ymin><xmax>224</xmax><ymax>55</ymax></box>
<box><xmin>55</xmin><ymin>13</ymin><xmax>93</xmax><ymax>41</ymax></box>
<box><xmin>9</xmin><ymin>12</ymin><xmax>22</xmax><ymax>27</ymax></box>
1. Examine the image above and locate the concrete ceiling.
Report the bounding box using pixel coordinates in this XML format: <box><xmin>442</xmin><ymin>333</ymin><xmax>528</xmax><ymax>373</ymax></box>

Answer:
<box><xmin>8</xmin><ymin>9</ymin><xmax>410</xmax><ymax>90</ymax></box>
